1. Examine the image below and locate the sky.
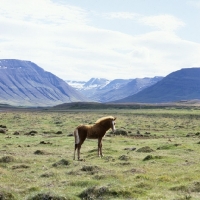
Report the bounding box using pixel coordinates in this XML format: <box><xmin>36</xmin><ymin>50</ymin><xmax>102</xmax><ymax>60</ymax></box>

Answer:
<box><xmin>1</xmin><ymin>0</ymin><xmax>200</xmax><ymax>81</ymax></box>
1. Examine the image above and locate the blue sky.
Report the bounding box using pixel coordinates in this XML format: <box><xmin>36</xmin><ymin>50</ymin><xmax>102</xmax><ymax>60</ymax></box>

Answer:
<box><xmin>0</xmin><ymin>0</ymin><xmax>200</xmax><ymax>81</ymax></box>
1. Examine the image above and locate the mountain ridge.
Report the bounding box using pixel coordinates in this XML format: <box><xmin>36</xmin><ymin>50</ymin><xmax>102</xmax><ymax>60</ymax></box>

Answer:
<box><xmin>66</xmin><ymin>76</ymin><xmax>163</xmax><ymax>102</ymax></box>
<box><xmin>1</xmin><ymin>59</ymin><xmax>200</xmax><ymax>107</ymax></box>
<box><xmin>0</xmin><ymin>59</ymin><xmax>88</xmax><ymax>106</ymax></box>
<box><xmin>115</xmin><ymin>67</ymin><xmax>200</xmax><ymax>103</ymax></box>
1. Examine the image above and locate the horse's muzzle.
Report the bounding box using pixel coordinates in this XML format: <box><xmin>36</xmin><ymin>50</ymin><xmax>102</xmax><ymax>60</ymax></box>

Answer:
<box><xmin>112</xmin><ymin>127</ymin><xmax>116</xmax><ymax>133</ymax></box>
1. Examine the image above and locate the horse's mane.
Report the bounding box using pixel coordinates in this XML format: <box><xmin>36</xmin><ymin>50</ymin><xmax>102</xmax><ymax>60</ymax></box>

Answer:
<box><xmin>95</xmin><ymin>116</ymin><xmax>115</xmax><ymax>124</ymax></box>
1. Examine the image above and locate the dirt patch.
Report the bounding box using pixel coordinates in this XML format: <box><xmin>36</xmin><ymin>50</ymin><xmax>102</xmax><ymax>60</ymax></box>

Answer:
<box><xmin>136</xmin><ymin>146</ymin><xmax>154</xmax><ymax>153</ymax></box>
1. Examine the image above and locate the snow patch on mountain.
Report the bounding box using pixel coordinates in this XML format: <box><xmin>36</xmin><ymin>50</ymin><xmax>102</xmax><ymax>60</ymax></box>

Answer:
<box><xmin>66</xmin><ymin>80</ymin><xmax>86</xmax><ymax>89</ymax></box>
<box><xmin>83</xmin><ymin>78</ymin><xmax>110</xmax><ymax>90</ymax></box>
<box><xmin>66</xmin><ymin>76</ymin><xmax>163</xmax><ymax>103</ymax></box>
<box><xmin>66</xmin><ymin>78</ymin><xmax>111</xmax><ymax>90</ymax></box>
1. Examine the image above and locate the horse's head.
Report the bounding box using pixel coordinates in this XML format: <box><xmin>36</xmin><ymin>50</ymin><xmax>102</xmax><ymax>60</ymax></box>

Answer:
<box><xmin>95</xmin><ymin>116</ymin><xmax>116</xmax><ymax>132</ymax></box>
<box><xmin>111</xmin><ymin>117</ymin><xmax>116</xmax><ymax>132</ymax></box>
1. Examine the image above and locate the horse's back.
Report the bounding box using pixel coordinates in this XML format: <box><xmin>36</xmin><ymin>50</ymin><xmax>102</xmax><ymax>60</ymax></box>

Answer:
<box><xmin>75</xmin><ymin>124</ymin><xmax>91</xmax><ymax>136</ymax></box>
<box><xmin>75</xmin><ymin>124</ymin><xmax>101</xmax><ymax>139</ymax></box>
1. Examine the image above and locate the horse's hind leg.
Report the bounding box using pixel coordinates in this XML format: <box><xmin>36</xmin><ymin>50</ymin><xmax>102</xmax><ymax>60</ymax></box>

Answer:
<box><xmin>77</xmin><ymin>136</ymin><xmax>87</xmax><ymax>160</ymax></box>
<box><xmin>73</xmin><ymin>142</ymin><xmax>82</xmax><ymax>160</ymax></box>
<box><xmin>77</xmin><ymin>143</ymin><xmax>82</xmax><ymax>160</ymax></box>
<box><xmin>74</xmin><ymin>128</ymin><xmax>86</xmax><ymax>160</ymax></box>
<box><xmin>74</xmin><ymin>144</ymin><xmax>78</xmax><ymax>160</ymax></box>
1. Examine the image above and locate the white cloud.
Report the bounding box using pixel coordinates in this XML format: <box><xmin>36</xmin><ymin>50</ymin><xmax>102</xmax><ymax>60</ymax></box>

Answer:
<box><xmin>104</xmin><ymin>12</ymin><xmax>140</xmax><ymax>20</ymax></box>
<box><xmin>102</xmin><ymin>12</ymin><xmax>185</xmax><ymax>32</ymax></box>
<box><xmin>0</xmin><ymin>0</ymin><xmax>88</xmax><ymax>25</ymax></box>
<box><xmin>0</xmin><ymin>0</ymin><xmax>200</xmax><ymax>81</ymax></box>
<box><xmin>140</xmin><ymin>15</ymin><xmax>185</xmax><ymax>32</ymax></box>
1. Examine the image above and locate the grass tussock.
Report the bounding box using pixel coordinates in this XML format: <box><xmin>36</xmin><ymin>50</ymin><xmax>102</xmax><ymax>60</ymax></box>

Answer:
<box><xmin>52</xmin><ymin>159</ymin><xmax>70</xmax><ymax>167</ymax></box>
<box><xmin>136</xmin><ymin>146</ymin><xmax>154</xmax><ymax>153</ymax></box>
<box><xmin>0</xmin><ymin>190</ymin><xmax>16</xmax><ymax>200</ymax></box>
<box><xmin>27</xmin><ymin>192</ymin><xmax>67</xmax><ymax>200</ymax></box>
<box><xmin>34</xmin><ymin>150</ymin><xmax>49</xmax><ymax>155</ymax></box>
<box><xmin>143</xmin><ymin>155</ymin><xmax>163</xmax><ymax>161</ymax></box>
<box><xmin>79</xmin><ymin>185</ymin><xmax>138</xmax><ymax>199</ymax></box>
<box><xmin>0</xmin><ymin>156</ymin><xmax>15</xmax><ymax>163</ymax></box>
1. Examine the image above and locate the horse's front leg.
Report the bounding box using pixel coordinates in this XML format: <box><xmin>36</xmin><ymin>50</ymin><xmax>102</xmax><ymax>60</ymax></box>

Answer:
<box><xmin>98</xmin><ymin>138</ymin><xmax>103</xmax><ymax>158</ymax></box>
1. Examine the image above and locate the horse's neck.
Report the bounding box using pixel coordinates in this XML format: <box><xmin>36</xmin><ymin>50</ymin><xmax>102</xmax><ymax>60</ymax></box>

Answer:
<box><xmin>94</xmin><ymin>123</ymin><xmax>109</xmax><ymax>132</ymax></box>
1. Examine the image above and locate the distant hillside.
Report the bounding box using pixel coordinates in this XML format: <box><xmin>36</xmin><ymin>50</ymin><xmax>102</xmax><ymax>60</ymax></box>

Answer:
<box><xmin>0</xmin><ymin>59</ymin><xmax>88</xmax><ymax>106</ymax></box>
<box><xmin>98</xmin><ymin>77</ymin><xmax>163</xmax><ymax>102</ymax></box>
<box><xmin>67</xmin><ymin>77</ymin><xmax>162</xmax><ymax>102</ymax></box>
<box><xmin>115</xmin><ymin>68</ymin><xmax>200</xmax><ymax>103</ymax></box>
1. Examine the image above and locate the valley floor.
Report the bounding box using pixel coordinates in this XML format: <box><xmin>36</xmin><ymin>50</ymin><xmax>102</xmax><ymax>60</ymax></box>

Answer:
<box><xmin>0</xmin><ymin>108</ymin><xmax>200</xmax><ymax>199</ymax></box>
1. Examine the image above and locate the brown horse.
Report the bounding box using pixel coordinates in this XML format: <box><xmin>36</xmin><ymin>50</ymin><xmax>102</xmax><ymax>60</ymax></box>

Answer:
<box><xmin>73</xmin><ymin>116</ymin><xmax>116</xmax><ymax>160</ymax></box>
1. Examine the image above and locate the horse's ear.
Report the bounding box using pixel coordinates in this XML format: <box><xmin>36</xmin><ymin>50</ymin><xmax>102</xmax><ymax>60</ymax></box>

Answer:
<box><xmin>114</xmin><ymin>117</ymin><xmax>116</xmax><ymax>121</ymax></box>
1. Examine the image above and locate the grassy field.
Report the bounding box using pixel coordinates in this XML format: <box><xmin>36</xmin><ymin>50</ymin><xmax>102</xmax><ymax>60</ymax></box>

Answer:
<box><xmin>0</xmin><ymin>108</ymin><xmax>200</xmax><ymax>199</ymax></box>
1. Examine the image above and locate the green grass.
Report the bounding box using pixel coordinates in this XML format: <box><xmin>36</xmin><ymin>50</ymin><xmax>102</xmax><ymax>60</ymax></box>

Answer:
<box><xmin>0</xmin><ymin>108</ymin><xmax>200</xmax><ymax>199</ymax></box>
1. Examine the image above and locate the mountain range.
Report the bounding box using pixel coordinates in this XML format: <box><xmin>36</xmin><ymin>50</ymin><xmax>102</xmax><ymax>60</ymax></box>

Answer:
<box><xmin>66</xmin><ymin>76</ymin><xmax>163</xmax><ymax>102</ymax></box>
<box><xmin>0</xmin><ymin>59</ymin><xmax>88</xmax><ymax>106</ymax></box>
<box><xmin>115</xmin><ymin>67</ymin><xmax>200</xmax><ymax>103</ymax></box>
<box><xmin>1</xmin><ymin>59</ymin><xmax>200</xmax><ymax>107</ymax></box>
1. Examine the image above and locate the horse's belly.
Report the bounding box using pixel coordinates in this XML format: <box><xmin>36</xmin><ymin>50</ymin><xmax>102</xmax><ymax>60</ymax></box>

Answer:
<box><xmin>87</xmin><ymin>132</ymin><xmax>99</xmax><ymax>139</ymax></box>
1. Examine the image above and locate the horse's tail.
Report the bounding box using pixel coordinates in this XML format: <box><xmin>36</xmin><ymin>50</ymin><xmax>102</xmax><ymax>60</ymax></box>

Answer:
<box><xmin>74</xmin><ymin>128</ymin><xmax>80</xmax><ymax>144</ymax></box>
